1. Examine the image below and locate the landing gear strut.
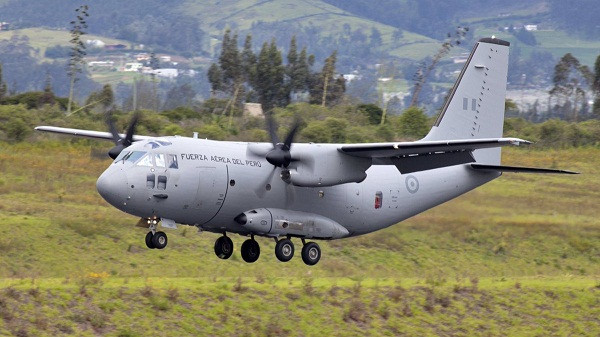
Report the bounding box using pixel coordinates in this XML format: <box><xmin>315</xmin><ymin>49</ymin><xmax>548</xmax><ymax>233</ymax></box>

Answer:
<box><xmin>214</xmin><ymin>235</ymin><xmax>234</xmax><ymax>259</ymax></box>
<box><xmin>275</xmin><ymin>238</ymin><xmax>294</xmax><ymax>262</ymax></box>
<box><xmin>241</xmin><ymin>237</ymin><xmax>260</xmax><ymax>263</ymax></box>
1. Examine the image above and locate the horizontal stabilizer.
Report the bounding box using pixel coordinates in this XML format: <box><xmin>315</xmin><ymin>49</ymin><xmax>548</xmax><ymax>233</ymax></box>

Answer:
<box><xmin>470</xmin><ymin>164</ymin><xmax>579</xmax><ymax>174</ymax></box>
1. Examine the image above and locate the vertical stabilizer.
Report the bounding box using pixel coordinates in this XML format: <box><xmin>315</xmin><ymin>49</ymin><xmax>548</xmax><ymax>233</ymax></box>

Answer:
<box><xmin>422</xmin><ymin>37</ymin><xmax>510</xmax><ymax>164</ymax></box>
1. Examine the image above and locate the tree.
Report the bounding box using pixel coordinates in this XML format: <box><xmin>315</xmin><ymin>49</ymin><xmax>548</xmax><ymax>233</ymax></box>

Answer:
<box><xmin>310</xmin><ymin>51</ymin><xmax>345</xmax><ymax>107</ymax></box>
<box><xmin>67</xmin><ymin>5</ymin><xmax>89</xmax><ymax>115</ymax></box>
<box><xmin>593</xmin><ymin>55</ymin><xmax>600</xmax><ymax>117</ymax></box>
<box><xmin>255</xmin><ymin>40</ymin><xmax>285</xmax><ymax>112</ymax></box>
<box><xmin>241</xmin><ymin>34</ymin><xmax>256</xmax><ymax>86</ymax></box>
<box><xmin>549</xmin><ymin>53</ymin><xmax>592</xmax><ymax>121</ymax></box>
<box><xmin>398</xmin><ymin>106</ymin><xmax>429</xmax><ymax>139</ymax></box>
<box><xmin>163</xmin><ymin>83</ymin><xmax>196</xmax><ymax>110</ymax></box>
<box><xmin>41</xmin><ymin>71</ymin><xmax>55</xmax><ymax>105</ymax></box>
<box><xmin>410</xmin><ymin>26</ymin><xmax>468</xmax><ymax>107</ymax></box>
<box><xmin>207</xmin><ymin>63</ymin><xmax>222</xmax><ymax>96</ymax></box>
<box><xmin>369</xmin><ymin>27</ymin><xmax>382</xmax><ymax>48</ymax></box>
<box><xmin>149</xmin><ymin>52</ymin><xmax>160</xmax><ymax>111</ymax></box>
<box><xmin>0</xmin><ymin>63</ymin><xmax>7</xmax><ymax>100</ymax></box>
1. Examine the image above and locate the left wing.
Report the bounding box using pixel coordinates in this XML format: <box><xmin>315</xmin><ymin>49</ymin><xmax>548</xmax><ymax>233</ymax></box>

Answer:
<box><xmin>339</xmin><ymin>137</ymin><xmax>529</xmax><ymax>174</ymax></box>
<box><xmin>35</xmin><ymin>126</ymin><xmax>151</xmax><ymax>142</ymax></box>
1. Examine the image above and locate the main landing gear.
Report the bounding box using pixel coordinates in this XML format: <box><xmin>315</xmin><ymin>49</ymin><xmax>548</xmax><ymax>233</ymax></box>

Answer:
<box><xmin>212</xmin><ymin>234</ymin><xmax>321</xmax><ymax>265</ymax></box>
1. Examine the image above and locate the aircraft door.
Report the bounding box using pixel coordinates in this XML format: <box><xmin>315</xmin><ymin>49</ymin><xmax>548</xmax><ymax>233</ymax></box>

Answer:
<box><xmin>193</xmin><ymin>166</ymin><xmax>229</xmax><ymax>224</ymax></box>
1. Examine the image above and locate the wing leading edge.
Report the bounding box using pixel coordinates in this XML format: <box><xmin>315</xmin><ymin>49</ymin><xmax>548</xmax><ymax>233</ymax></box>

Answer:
<box><xmin>35</xmin><ymin>126</ymin><xmax>151</xmax><ymax>142</ymax></box>
<box><xmin>339</xmin><ymin>138</ymin><xmax>529</xmax><ymax>174</ymax></box>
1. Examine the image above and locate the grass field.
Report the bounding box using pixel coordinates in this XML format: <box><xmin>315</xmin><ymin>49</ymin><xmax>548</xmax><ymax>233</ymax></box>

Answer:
<box><xmin>0</xmin><ymin>141</ymin><xmax>598</xmax><ymax>336</ymax></box>
<box><xmin>0</xmin><ymin>28</ymin><xmax>131</xmax><ymax>62</ymax></box>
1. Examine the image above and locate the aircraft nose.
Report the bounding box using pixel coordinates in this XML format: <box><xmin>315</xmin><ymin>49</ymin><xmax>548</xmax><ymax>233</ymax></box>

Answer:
<box><xmin>96</xmin><ymin>169</ymin><xmax>128</xmax><ymax>207</ymax></box>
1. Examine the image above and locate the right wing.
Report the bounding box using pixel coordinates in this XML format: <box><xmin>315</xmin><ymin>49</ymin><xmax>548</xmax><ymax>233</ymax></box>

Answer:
<box><xmin>339</xmin><ymin>137</ymin><xmax>529</xmax><ymax>174</ymax></box>
<box><xmin>35</xmin><ymin>126</ymin><xmax>151</xmax><ymax>142</ymax></box>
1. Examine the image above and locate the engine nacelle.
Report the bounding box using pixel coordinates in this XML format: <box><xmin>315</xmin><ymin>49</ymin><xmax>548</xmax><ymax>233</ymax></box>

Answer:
<box><xmin>287</xmin><ymin>146</ymin><xmax>371</xmax><ymax>187</ymax></box>
<box><xmin>234</xmin><ymin>208</ymin><xmax>349</xmax><ymax>239</ymax></box>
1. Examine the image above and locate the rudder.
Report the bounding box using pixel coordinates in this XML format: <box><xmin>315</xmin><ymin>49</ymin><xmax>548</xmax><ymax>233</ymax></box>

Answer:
<box><xmin>422</xmin><ymin>37</ymin><xmax>510</xmax><ymax>165</ymax></box>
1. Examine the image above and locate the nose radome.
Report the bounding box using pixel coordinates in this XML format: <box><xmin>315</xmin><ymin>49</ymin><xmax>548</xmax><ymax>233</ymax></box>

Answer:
<box><xmin>96</xmin><ymin>169</ymin><xmax>128</xmax><ymax>207</ymax></box>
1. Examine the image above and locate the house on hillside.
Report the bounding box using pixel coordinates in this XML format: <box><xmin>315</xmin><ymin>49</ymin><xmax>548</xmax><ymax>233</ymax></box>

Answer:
<box><xmin>123</xmin><ymin>62</ymin><xmax>143</xmax><ymax>72</ymax></box>
<box><xmin>86</xmin><ymin>39</ymin><xmax>106</xmax><ymax>48</ymax></box>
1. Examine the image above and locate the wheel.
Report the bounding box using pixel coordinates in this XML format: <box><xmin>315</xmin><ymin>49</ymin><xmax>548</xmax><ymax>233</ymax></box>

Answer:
<box><xmin>301</xmin><ymin>242</ymin><xmax>321</xmax><ymax>266</ymax></box>
<box><xmin>145</xmin><ymin>231</ymin><xmax>156</xmax><ymax>249</ymax></box>
<box><xmin>152</xmin><ymin>231</ymin><xmax>168</xmax><ymax>249</ymax></box>
<box><xmin>214</xmin><ymin>236</ymin><xmax>234</xmax><ymax>259</ymax></box>
<box><xmin>241</xmin><ymin>239</ymin><xmax>260</xmax><ymax>263</ymax></box>
<box><xmin>275</xmin><ymin>239</ymin><xmax>294</xmax><ymax>262</ymax></box>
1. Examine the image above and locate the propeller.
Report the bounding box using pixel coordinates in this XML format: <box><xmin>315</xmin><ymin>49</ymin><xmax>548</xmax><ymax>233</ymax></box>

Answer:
<box><xmin>106</xmin><ymin>112</ymin><xmax>140</xmax><ymax>159</ymax></box>
<box><xmin>264</xmin><ymin>117</ymin><xmax>300</xmax><ymax>168</ymax></box>
<box><xmin>250</xmin><ymin>116</ymin><xmax>301</xmax><ymax>198</ymax></box>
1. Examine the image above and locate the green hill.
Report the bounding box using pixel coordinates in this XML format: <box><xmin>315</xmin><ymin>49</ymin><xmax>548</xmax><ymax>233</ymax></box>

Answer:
<box><xmin>0</xmin><ymin>140</ymin><xmax>597</xmax><ymax>335</ymax></box>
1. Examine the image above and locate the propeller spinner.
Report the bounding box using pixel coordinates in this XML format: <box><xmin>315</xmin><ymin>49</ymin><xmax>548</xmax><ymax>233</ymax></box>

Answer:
<box><xmin>106</xmin><ymin>113</ymin><xmax>139</xmax><ymax>159</ymax></box>
<box><xmin>264</xmin><ymin>117</ymin><xmax>300</xmax><ymax>168</ymax></box>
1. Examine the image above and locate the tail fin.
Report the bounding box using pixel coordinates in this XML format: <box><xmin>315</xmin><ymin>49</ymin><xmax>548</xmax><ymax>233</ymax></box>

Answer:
<box><xmin>423</xmin><ymin>37</ymin><xmax>510</xmax><ymax>165</ymax></box>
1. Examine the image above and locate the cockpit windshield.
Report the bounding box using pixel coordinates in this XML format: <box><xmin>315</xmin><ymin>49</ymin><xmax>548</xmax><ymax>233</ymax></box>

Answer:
<box><xmin>114</xmin><ymin>150</ymin><xmax>178</xmax><ymax>169</ymax></box>
<box><xmin>124</xmin><ymin>151</ymin><xmax>146</xmax><ymax>163</ymax></box>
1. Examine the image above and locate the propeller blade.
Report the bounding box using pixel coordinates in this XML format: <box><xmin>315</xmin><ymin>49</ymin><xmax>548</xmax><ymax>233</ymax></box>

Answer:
<box><xmin>254</xmin><ymin>166</ymin><xmax>277</xmax><ymax>198</ymax></box>
<box><xmin>285</xmin><ymin>182</ymin><xmax>295</xmax><ymax>209</ymax></box>
<box><xmin>283</xmin><ymin>122</ymin><xmax>300</xmax><ymax>150</ymax></box>
<box><xmin>267</xmin><ymin>116</ymin><xmax>280</xmax><ymax>147</ymax></box>
<box><xmin>124</xmin><ymin>113</ymin><xmax>139</xmax><ymax>147</ymax></box>
<box><xmin>105</xmin><ymin>112</ymin><xmax>121</xmax><ymax>145</ymax></box>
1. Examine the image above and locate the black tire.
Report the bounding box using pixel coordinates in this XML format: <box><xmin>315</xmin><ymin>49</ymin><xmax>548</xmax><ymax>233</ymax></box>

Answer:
<box><xmin>241</xmin><ymin>239</ymin><xmax>260</xmax><ymax>263</ymax></box>
<box><xmin>152</xmin><ymin>231</ymin><xmax>168</xmax><ymax>249</ymax></box>
<box><xmin>145</xmin><ymin>231</ymin><xmax>156</xmax><ymax>249</ymax></box>
<box><xmin>275</xmin><ymin>239</ymin><xmax>294</xmax><ymax>262</ymax></box>
<box><xmin>301</xmin><ymin>242</ymin><xmax>321</xmax><ymax>266</ymax></box>
<box><xmin>214</xmin><ymin>236</ymin><xmax>234</xmax><ymax>259</ymax></box>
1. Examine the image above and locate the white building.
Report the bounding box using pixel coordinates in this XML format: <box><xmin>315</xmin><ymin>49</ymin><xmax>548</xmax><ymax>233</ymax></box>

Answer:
<box><xmin>524</xmin><ymin>25</ymin><xmax>538</xmax><ymax>31</ymax></box>
<box><xmin>123</xmin><ymin>62</ymin><xmax>143</xmax><ymax>72</ymax></box>
<box><xmin>86</xmin><ymin>39</ymin><xmax>106</xmax><ymax>48</ymax></box>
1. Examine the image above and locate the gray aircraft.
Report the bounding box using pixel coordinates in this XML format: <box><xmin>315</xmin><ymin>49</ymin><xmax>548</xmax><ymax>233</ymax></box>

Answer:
<box><xmin>36</xmin><ymin>37</ymin><xmax>576</xmax><ymax>265</ymax></box>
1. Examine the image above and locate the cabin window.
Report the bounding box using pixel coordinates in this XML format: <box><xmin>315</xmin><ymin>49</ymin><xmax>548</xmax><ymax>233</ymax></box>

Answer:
<box><xmin>374</xmin><ymin>191</ymin><xmax>383</xmax><ymax>209</ymax></box>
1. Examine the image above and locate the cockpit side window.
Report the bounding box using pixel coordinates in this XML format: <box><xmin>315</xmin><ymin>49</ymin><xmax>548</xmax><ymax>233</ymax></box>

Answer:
<box><xmin>136</xmin><ymin>153</ymin><xmax>153</xmax><ymax>167</ymax></box>
<box><xmin>114</xmin><ymin>151</ymin><xmax>130</xmax><ymax>163</ymax></box>
<box><xmin>167</xmin><ymin>154</ymin><xmax>178</xmax><ymax>169</ymax></box>
<box><xmin>155</xmin><ymin>153</ymin><xmax>166</xmax><ymax>168</ymax></box>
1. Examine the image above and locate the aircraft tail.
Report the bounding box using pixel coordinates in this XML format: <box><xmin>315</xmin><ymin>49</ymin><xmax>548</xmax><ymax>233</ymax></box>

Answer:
<box><xmin>422</xmin><ymin>37</ymin><xmax>510</xmax><ymax>165</ymax></box>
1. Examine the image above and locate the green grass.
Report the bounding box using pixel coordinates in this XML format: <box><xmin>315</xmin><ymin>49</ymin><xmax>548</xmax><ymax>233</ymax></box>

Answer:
<box><xmin>474</xmin><ymin>28</ymin><xmax>600</xmax><ymax>66</ymax></box>
<box><xmin>0</xmin><ymin>28</ymin><xmax>131</xmax><ymax>62</ymax></box>
<box><xmin>0</xmin><ymin>141</ymin><xmax>598</xmax><ymax>336</ymax></box>
<box><xmin>182</xmin><ymin>0</ymin><xmax>437</xmax><ymax>60</ymax></box>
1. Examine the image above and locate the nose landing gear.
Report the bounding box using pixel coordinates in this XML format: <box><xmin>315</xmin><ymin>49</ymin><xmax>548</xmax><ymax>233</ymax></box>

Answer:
<box><xmin>144</xmin><ymin>222</ymin><xmax>168</xmax><ymax>250</ymax></box>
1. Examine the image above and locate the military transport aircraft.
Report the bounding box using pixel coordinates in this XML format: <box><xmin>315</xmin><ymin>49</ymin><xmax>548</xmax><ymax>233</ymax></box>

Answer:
<box><xmin>36</xmin><ymin>37</ymin><xmax>576</xmax><ymax>265</ymax></box>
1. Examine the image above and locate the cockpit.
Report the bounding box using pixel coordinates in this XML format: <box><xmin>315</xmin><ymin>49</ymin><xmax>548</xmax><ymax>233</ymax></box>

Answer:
<box><xmin>113</xmin><ymin>151</ymin><xmax>179</xmax><ymax>169</ymax></box>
